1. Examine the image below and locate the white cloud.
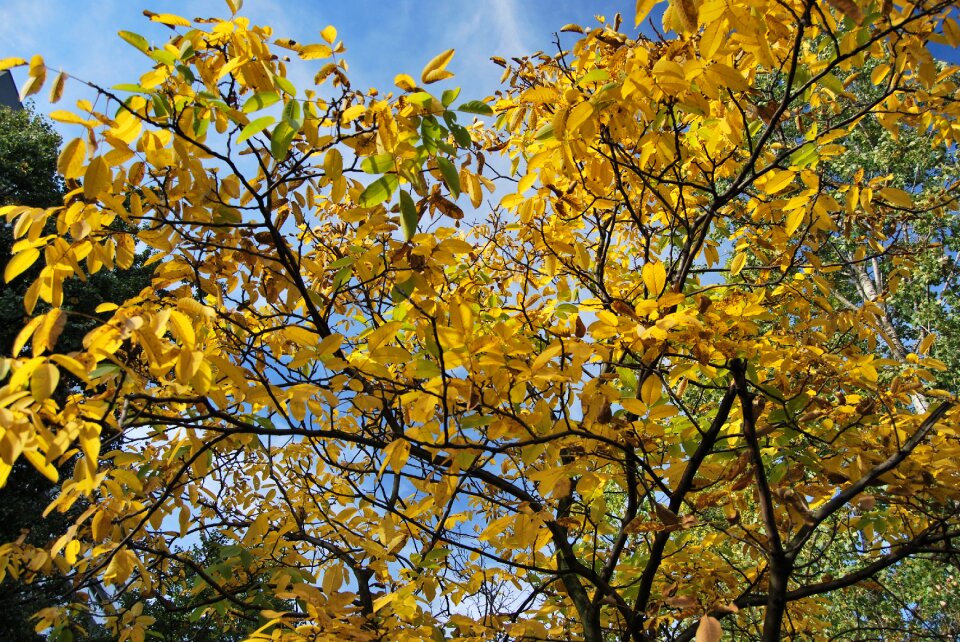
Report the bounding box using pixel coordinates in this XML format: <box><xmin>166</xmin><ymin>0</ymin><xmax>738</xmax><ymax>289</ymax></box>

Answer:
<box><xmin>488</xmin><ymin>0</ymin><xmax>531</xmax><ymax>57</ymax></box>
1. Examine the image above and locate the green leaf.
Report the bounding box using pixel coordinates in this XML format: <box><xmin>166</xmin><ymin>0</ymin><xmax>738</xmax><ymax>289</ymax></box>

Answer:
<box><xmin>274</xmin><ymin>74</ymin><xmax>297</xmax><ymax>96</ymax></box>
<box><xmin>451</xmin><ymin>124</ymin><xmax>472</xmax><ymax>148</ymax></box>
<box><xmin>270</xmin><ymin>121</ymin><xmax>297</xmax><ymax>160</ymax></box>
<box><xmin>333</xmin><ymin>265</ymin><xmax>353</xmax><ymax>289</ymax></box>
<box><xmin>149</xmin><ymin>49</ymin><xmax>177</xmax><ymax>67</ymax></box>
<box><xmin>242</xmin><ymin>91</ymin><xmax>280</xmax><ymax>113</ymax></box>
<box><xmin>456</xmin><ymin>100</ymin><xmax>493</xmax><ymax>116</ymax></box>
<box><xmin>391</xmin><ymin>277</ymin><xmax>416</xmax><ymax>304</ymax></box>
<box><xmin>176</xmin><ymin>63</ymin><xmax>196</xmax><ymax>84</ymax></box>
<box><xmin>436</xmin><ymin>157</ymin><xmax>460</xmax><ymax>198</ymax></box>
<box><xmin>192</xmin><ymin>111</ymin><xmax>210</xmax><ymax>138</ymax></box>
<box><xmin>399</xmin><ymin>190</ymin><xmax>419</xmax><ymax>240</ymax></box>
<box><xmin>420</xmin><ymin>116</ymin><xmax>444</xmax><ymax>154</ymax></box>
<box><xmin>358</xmin><ymin>174</ymin><xmax>399</xmax><ymax>208</ymax></box>
<box><xmin>441</xmin><ymin>87</ymin><xmax>461</xmax><ymax>107</ymax></box>
<box><xmin>213</xmin><ymin>207</ymin><xmax>242</xmax><ymax>224</ymax></box>
<box><xmin>112</xmin><ymin>84</ymin><xmax>146</xmax><ymax>93</ymax></box>
<box><xmin>577</xmin><ymin>69</ymin><xmax>611</xmax><ymax>85</ymax></box>
<box><xmin>90</xmin><ymin>363</ymin><xmax>121</xmax><ymax>378</ymax></box>
<box><xmin>327</xmin><ymin>256</ymin><xmax>355</xmax><ymax>269</ymax></box>
<box><xmin>237</xmin><ymin>116</ymin><xmax>275</xmax><ymax>144</ymax></box>
<box><xmin>408</xmin><ymin>92</ymin><xmax>435</xmax><ymax>108</ymax></box>
<box><xmin>151</xmin><ymin>94</ymin><xmax>170</xmax><ymax>117</ymax></box>
<box><xmin>360</xmin><ymin>153</ymin><xmax>395</xmax><ymax>174</ymax></box>
<box><xmin>534</xmin><ymin>123</ymin><xmax>556</xmax><ymax>141</ymax></box>
<box><xmin>118</xmin><ymin>31</ymin><xmax>150</xmax><ymax>53</ymax></box>
<box><xmin>789</xmin><ymin>142</ymin><xmax>818</xmax><ymax>168</ymax></box>
<box><xmin>282</xmin><ymin>99</ymin><xmax>303</xmax><ymax>129</ymax></box>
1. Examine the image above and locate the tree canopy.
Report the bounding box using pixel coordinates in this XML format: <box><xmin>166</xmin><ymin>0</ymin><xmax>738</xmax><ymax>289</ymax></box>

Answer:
<box><xmin>1</xmin><ymin>1</ymin><xmax>960</xmax><ymax>641</ymax></box>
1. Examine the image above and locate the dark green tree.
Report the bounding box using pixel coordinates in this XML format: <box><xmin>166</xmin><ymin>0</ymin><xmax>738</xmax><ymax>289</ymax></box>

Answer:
<box><xmin>0</xmin><ymin>105</ymin><xmax>152</xmax><ymax>641</ymax></box>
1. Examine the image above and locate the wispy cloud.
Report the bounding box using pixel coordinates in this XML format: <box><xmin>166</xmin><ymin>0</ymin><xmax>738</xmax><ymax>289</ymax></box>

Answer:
<box><xmin>488</xmin><ymin>0</ymin><xmax>531</xmax><ymax>57</ymax></box>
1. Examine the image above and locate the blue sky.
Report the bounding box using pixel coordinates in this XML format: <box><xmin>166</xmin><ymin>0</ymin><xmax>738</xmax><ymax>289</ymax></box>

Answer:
<box><xmin>0</xmin><ymin>0</ymin><xmax>633</xmax><ymax>125</ymax></box>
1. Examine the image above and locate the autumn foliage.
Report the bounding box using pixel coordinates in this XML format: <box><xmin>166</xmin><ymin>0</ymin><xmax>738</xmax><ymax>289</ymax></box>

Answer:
<box><xmin>2</xmin><ymin>0</ymin><xmax>960</xmax><ymax>640</ymax></box>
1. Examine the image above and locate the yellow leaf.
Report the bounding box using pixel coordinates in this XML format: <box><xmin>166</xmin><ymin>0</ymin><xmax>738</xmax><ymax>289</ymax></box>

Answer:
<box><xmin>640</xmin><ymin>375</ymin><xmax>662</xmax><ymax>405</ymax></box>
<box><xmin>642</xmin><ymin>261</ymin><xmax>667</xmax><ymax>295</ymax></box>
<box><xmin>12</xmin><ymin>314</ymin><xmax>44</xmax><ymax>356</ymax></box>
<box><xmin>19</xmin><ymin>55</ymin><xmax>45</xmax><ymax>100</ymax></box>
<box><xmin>64</xmin><ymin>539</ymin><xmax>80</xmax><ymax>565</ymax></box>
<box><xmin>30</xmin><ymin>362</ymin><xmax>59</xmax><ymax>402</ymax></box>
<box><xmin>621</xmin><ymin>398</ymin><xmax>647</xmax><ymax>415</ymax></box>
<box><xmin>341</xmin><ymin>104</ymin><xmax>366</xmax><ymax>124</ymax></box>
<box><xmin>464</xmin><ymin>171</ymin><xmax>482</xmax><ymax>208</ymax></box>
<box><xmin>285</xmin><ymin>326</ymin><xmax>320</xmax><ymax>347</ymax></box>
<box><xmin>762</xmin><ymin>169</ymin><xmax>795</xmax><ymax>195</ymax></box>
<box><xmin>0</xmin><ymin>57</ymin><xmax>27</xmax><ymax>72</ymax></box>
<box><xmin>83</xmin><ymin>156</ymin><xmax>112</xmax><ymax>201</ymax></box>
<box><xmin>168</xmin><ymin>310</ymin><xmax>196</xmax><ymax>349</ymax></box>
<box><xmin>879</xmin><ymin>187</ymin><xmax>913</xmax><ymax>209</ymax></box>
<box><xmin>917</xmin><ymin>333</ymin><xmax>936</xmax><ymax>355</ymax></box>
<box><xmin>23</xmin><ymin>449</ymin><xmax>58</xmax><ymax>483</ymax></box>
<box><xmin>58</xmin><ymin>138</ymin><xmax>87</xmax><ymax>179</ymax></box>
<box><xmin>520</xmin><ymin>87</ymin><xmax>560</xmax><ymax>104</ymax></box>
<box><xmin>671</xmin><ymin>0</ymin><xmax>699</xmax><ymax>31</ymax></box>
<box><xmin>635</xmin><ymin>0</ymin><xmax>658</xmax><ymax>27</ymax></box>
<box><xmin>317</xmin><ymin>333</ymin><xmax>343</xmax><ymax>356</ymax></box>
<box><xmin>33</xmin><ymin>308</ymin><xmax>65</xmax><ymax>356</ymax></box>
<box><xmin>4</xmin><ymin>246</ymin><xmax>40</xmax><ymax>283</ymax></box>
<box><xmin>421</xmin><ymin>49</ymin><xmax>455</xmax><ymax>85</ymax></box>
<box><xmin>177</xmin><ymin>297</ymin><xmax>215</xmax><ymax>319</ymax></box>
<box><xmin>423</xmin><ymin>68</ymin><xmax>454</xmax><ymax>84</ymax></box>
<box><xmin>149</xmin><ymin>13</ymin><xmax>191</xmax><ymax>28</ymax></box>
<box><xmin>48</xmin><ymin>70</ymin><xmax>67</xmax><ymax>103</ymax></box>
<box><xmin>299</xmin><ymin>44</ymin><xmax>332</xmax><ymax>60</ymax></box>
<box><xmin>49</xmin><ymin>354</ymin><xmax>90</xmax><ymax>382</ymax></box>
<box><xmin>567</xmin><ymin>101</ymin><xmax>594</xmax><ymax>135</ymax></box>
<box><xmin>50</xmin><ymin>110</ymin><xmax>89</xmax><ymax>126</ymax></box>
<box><xmin>79</xmin><ymin>424</ymin><xmax>100</xmax><ymax>464</ymax></box>
<box><xmin>871</xmin><ymin>64</ymin><xmax>891</xmax><ymax>86</ymax></box>
<box><xmin>729</xmin><ymin>252</ymin><xmax>747</xmax><ymax>277</ymax></box>
<box><xmin>324</xmin><ymin>148</ymin><xmax>343</xmax><ymax>181</ymax></box>
<box><xmin>320</xmin><ymin>25</ymin><xmax>337</xmax><ymax>44</ymax></box>
<box><xmin>394</xmin><ymin>74</ymin><xmax>417</xmax><ymax>91</ymax></box>
<box><xmin>379</xmin><ymin>439</ymin><xmax>410</xmax><ymax>477</ymax></box>
<box><xmin>785</xmin><ymin>208</ymin><xmax>805</xmax><ymax>236</ymax></box>
<box><xmin>115</xmin><ymin>234</ymin><xmax>135</xmax><ymax>269</ymax></box>
<box><xmin>708</xmin><ymin>62</ymin><xmax>748</xmax><ymax>91</ymax></box>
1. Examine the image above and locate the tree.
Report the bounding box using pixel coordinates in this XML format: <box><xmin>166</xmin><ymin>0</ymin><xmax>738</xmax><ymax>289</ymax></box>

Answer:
<box><xmin>0</xmin><ymin>106</ymin><xmax>152</xmax><ymax>640</ymax></box>
<box><xmin>1</xmin><ymin>2</ymin><xmax>959</xmax><ymax>641</ymax></box>
<box><xmin>0</xmin><ymin>104</ymin><xmax>65</xmax><ymax>642</ymax></box>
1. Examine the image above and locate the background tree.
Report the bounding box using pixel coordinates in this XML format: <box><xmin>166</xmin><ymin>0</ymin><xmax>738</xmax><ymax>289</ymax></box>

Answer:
<box><xmin>1</xmin><ymin>2</ymin><xmax>959</xmax><ymax>642</ymax></box>
<box><xmin>0</xmin><ymin>106</ymin><xmax>152</xmax><ymax>640</ymax></box>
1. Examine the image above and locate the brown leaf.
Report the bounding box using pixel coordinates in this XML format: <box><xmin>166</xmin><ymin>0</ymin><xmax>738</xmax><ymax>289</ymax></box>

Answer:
<box><xmin>575</xmin><ymin>316</ymin><xmax>586</xmax><ymax>338</ymax></box>
<box><xmin>661</xmin><ymin>581</ymin><xmax>679</xmax><ymax>598</ymax></box>
<box><xmin>857</xmin><ymin>494</ymin><xmax>876</xmax><ymax>511</ymax></box>
<box><xmin>434</xmin><ymin>196</ymin><xmax>464</xmax><ymax>220</ymax></box>
<box><xmin>666</xmin><ymin>595</ymin><xmax>698</xmax><ymax>609</ymax></box>
<box><xmin>655</xmin><ymin>502</ymin><xmax>680</xmax><ymax>526</ymax></box>
<box><xmin>825</xmin><ymin>0</ymin><xmax>864</xmax><ymax>25</ymax></box>
<box><xmin>611</xmin><ymin>299</ymin><xmax>638</xmax><ymax>320</ymax></box>
<box><xmin>696</xmin><ymin>615</ymin><xmax>723</xmax><ymax>642</ymax></box>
